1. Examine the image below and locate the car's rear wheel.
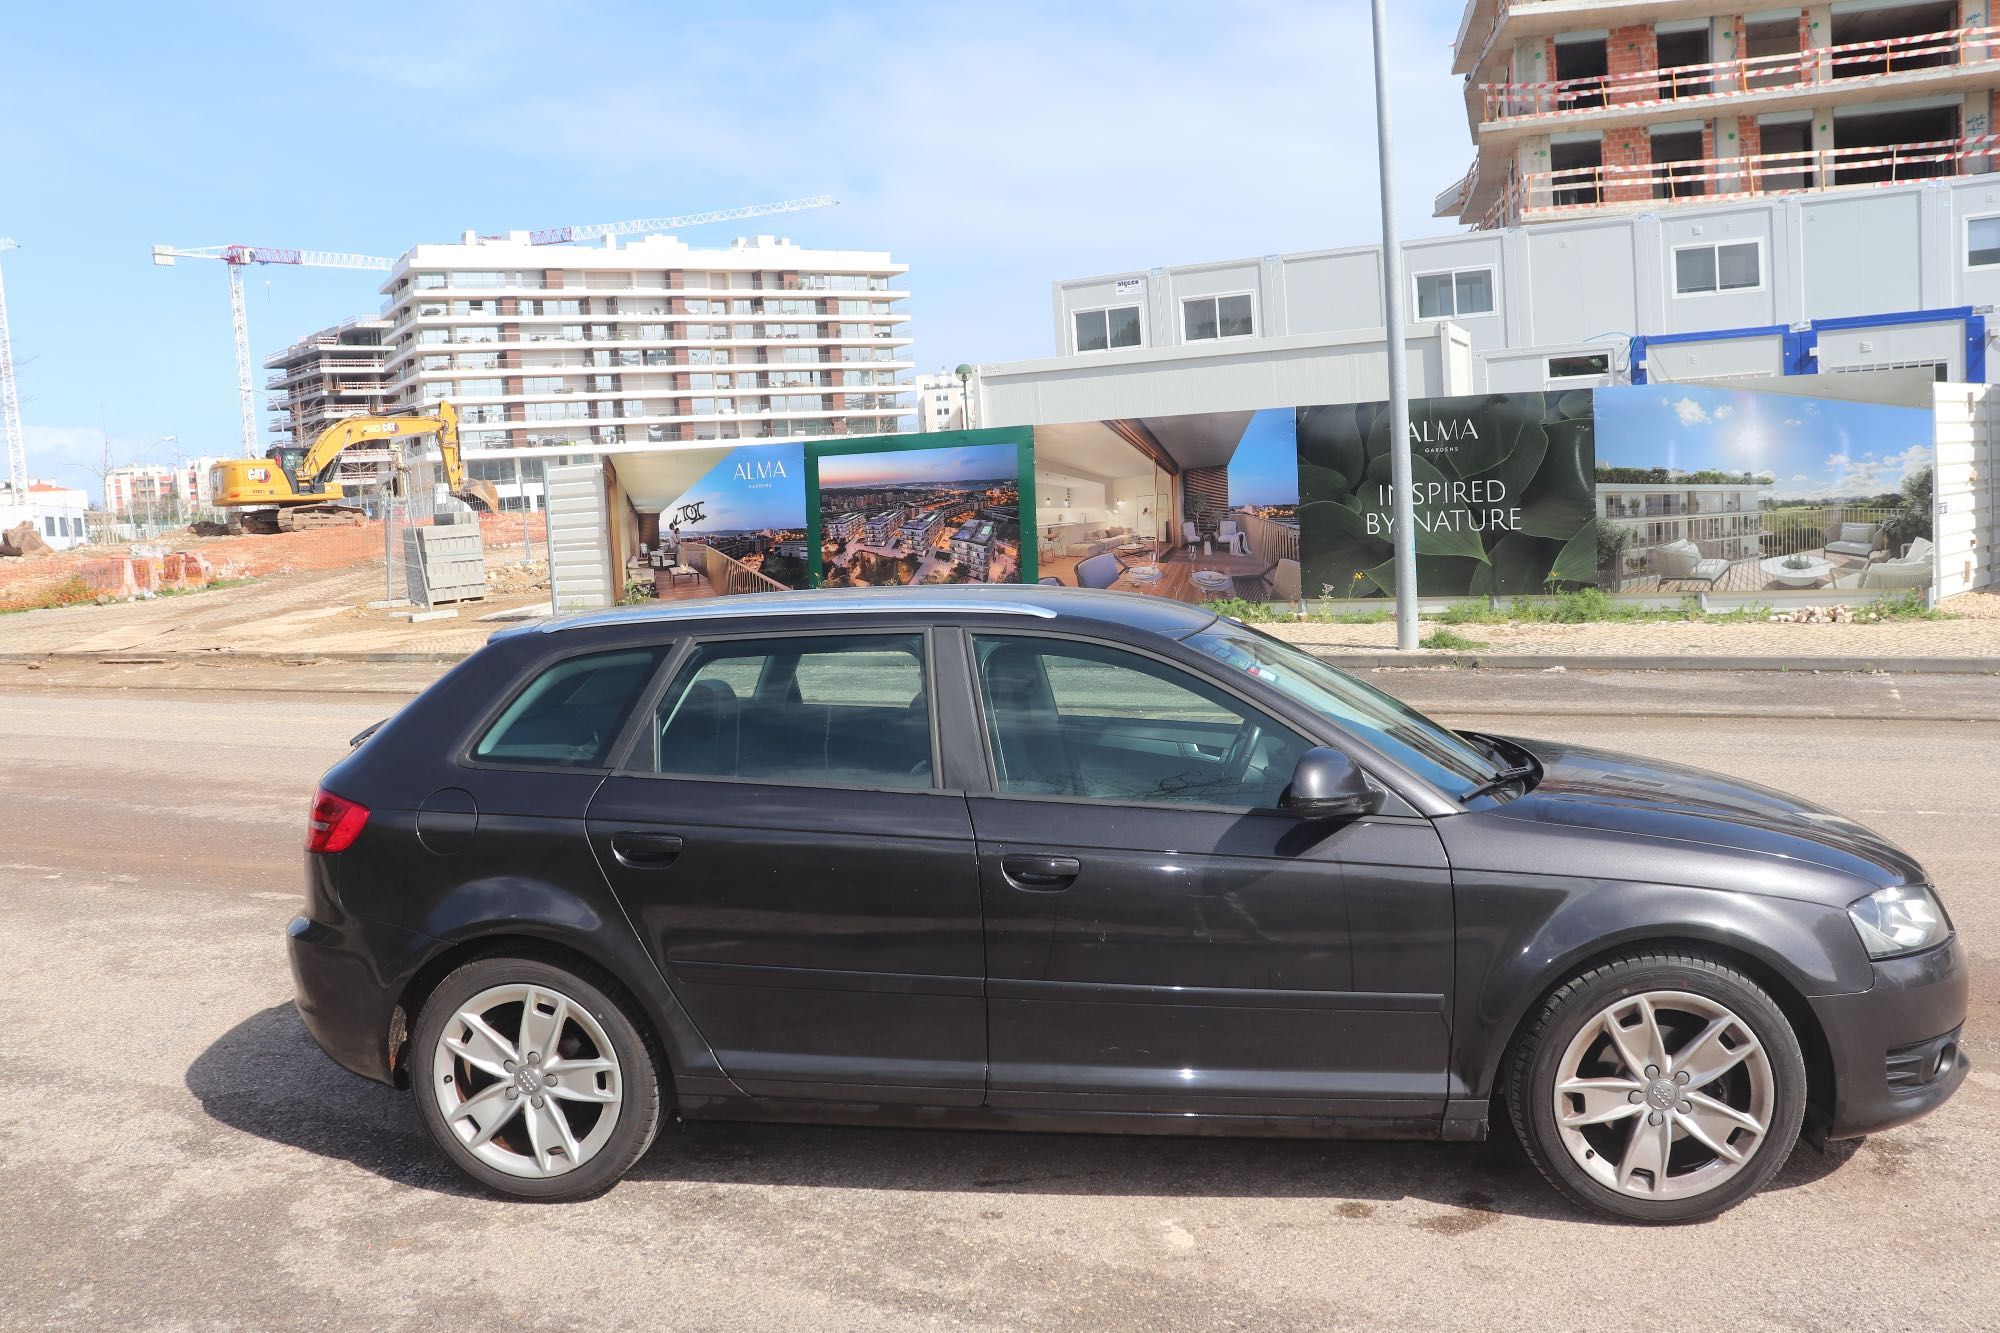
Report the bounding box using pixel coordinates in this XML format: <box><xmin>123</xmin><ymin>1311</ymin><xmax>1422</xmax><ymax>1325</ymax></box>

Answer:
<box><xmin>410</xmin><ymin>955</ymin><xmax>661</xmax><ymax>1201</ymax></box>
<box><xmin>1507</xmin><ymin>951</ymin><xmax>1806</xmax><ymax>1223</ymax></box>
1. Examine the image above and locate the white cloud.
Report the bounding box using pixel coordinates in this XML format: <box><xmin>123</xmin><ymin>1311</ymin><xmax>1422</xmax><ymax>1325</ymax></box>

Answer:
<box><xmin>1713</xmin><ymin>404</ymin><xmax>1734</xmax><ymax>419</ymax></box>
<box><xmin>1671</xmin><ymin>397</ymin><xmax>1710</xmax><ymax>427</ymax></box>
<box><xmin>1783</xmin><ymin>418</ymin><xmax>1805</xmax><ymax>427</ymax></box>
<box><xmin>1800</xmin><ymin>444</ymin><xmax>1933</xmax><ymax>500</ymax></box>
<box><xmin>19</xmin><ymin>425</ymin><xmax>160</xmax><ymax>505</ymax></box>
<box><xmin>1791</xmin><ymin>473</ymin><xmax>1808</xmax><ymax>481</ymax></box>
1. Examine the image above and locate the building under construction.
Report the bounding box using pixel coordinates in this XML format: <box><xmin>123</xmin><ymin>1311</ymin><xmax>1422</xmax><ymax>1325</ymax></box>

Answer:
<box><xmin>261</xmin><ymin>318</ymin><xmax>396</xmax><ymax>495</ymax></box>
<box><xmin>1441</xmin><ymin>0</ymin><xmax>2000</xmax><ymax>229</ymax></box>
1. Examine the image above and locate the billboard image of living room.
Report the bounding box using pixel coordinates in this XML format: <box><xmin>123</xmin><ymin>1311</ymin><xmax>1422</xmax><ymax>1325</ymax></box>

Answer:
<box><xmin>1031</xmin><ymin>408</ymin><xmax>1301</xmax><ymax>604</ymax></box>
<box><xmin>1593</xmin><ymin>384</ymin><xmax>1935</xmax><ymax>596</ymax></box>
<box><xmin>646</xmin><ymin>442</ymin><xmax>810</xmax><ymax>600</ymax></box>
<box><xmin>817</xmin><ymin>440</ymin><xmax>1023</xmax><ymax>586</ymax></box>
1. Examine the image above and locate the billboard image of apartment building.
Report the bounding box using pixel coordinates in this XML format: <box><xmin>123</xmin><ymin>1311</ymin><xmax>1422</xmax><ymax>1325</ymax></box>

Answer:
<box><xmin>862</xmin><ymin>509</ymin><xmax>904</xmax><ymax>546</ymax></box>
<box><xmin>950</xmin><ymin>519</ymin><xmax>996</xmax><ymax>578</ymax></box>
<box><xmin>1595</xmin><ymin>384</ymin><xmax>1935</xmax><ymax>595</ymax></box>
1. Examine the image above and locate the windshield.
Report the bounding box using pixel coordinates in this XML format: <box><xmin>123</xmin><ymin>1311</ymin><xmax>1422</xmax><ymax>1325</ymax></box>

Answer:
<box><xmin>1186</xmin><ymin>620</ymin><xmax>1503</xmax><ymax>800</ymax></box>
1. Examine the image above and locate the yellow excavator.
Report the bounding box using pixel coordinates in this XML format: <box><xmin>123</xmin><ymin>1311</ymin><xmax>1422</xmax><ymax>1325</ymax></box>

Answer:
<box><xmin>209</xmin><ymin>401</ymin><xmax>502</xmax><ymax>534</ymax></box>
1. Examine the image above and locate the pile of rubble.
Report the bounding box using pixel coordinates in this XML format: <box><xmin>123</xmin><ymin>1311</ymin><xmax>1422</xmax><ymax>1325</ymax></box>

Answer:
<box><xmin>1765</xmin><ymin>605</ymin><xmax>1883</xmax><ymax>624</ymax></box>
<box><xmin>0</xmin><ymin>521</ymin><xmax>53</xmax><ymax>559</ymax></box>
<box><xmin>77</xmin><ymin>547</ymin><xmax>222</xmax><ymax>601</ymax></box>
<box><xmin>484</xmin><ymin>558</ymin><xmax>549</xmax><ymax>595</ymax></box>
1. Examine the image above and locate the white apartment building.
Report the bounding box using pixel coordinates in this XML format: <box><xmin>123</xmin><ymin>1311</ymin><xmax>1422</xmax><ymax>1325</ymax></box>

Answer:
<box><xmin>915</xmin><ymin>369</ymin><xmax>973</xmax><ymax>432</ymax></box>
<box><xmin>372</xmin><ymin>232</ymin><xmax>913</xmax><ymax>507</ymax></box>
<box><xmin>264</xmin><ymin>317</ymin><xmax>394</xmax><ymax>445</ymax></box>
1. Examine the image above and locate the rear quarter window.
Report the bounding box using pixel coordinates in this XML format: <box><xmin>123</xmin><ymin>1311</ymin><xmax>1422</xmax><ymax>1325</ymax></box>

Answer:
<box><xmin>472</xmin><ymin>646</ymin><xmax>667</xmax><ymax>768</ymax></box>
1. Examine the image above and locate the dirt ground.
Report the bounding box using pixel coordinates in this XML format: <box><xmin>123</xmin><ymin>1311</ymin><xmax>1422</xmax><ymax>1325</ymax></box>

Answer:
<box><xmin>0</xmin><ymin>514</ymin><xmax>550</xmax><ymax>658</ymax></box>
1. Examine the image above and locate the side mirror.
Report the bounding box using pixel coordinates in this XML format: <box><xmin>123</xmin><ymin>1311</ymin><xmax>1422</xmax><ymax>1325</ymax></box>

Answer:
<box><xmin>1283</xmin><ymin>746</ymin><xmax>1380</xmax><ymax>821</ymax></box>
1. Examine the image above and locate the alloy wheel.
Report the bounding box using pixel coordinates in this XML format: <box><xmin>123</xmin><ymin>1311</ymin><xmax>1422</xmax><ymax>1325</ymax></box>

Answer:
<box><xmin>429</xmin><ymin>982</ymin><xmax>624</xmax><ymax>1179</ymax></box>
<box><xmin>1551</xmin><ymin>989</ymin><xmax>1775</xmax><ymax>1200</ymax></box>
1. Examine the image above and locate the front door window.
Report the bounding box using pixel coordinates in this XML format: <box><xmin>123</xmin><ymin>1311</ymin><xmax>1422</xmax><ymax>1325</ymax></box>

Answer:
<box><xmin>973</xmin><ymin>636</ymin><xmax>1310</xmax><ymax>809</ymax></box>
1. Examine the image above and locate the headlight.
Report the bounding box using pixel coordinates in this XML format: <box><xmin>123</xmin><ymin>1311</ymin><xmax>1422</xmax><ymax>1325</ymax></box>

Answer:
<box><xmin>1848</xmin><ymin>885</ymin><xmax>1950</xmax><ymax>960</ymax></box>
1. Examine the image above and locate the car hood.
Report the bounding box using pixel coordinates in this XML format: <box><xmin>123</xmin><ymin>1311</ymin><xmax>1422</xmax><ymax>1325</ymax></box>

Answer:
<box><xmin>1486</xmin><ymin>734</ymin><xmax>1926</xmax><ymax>892</ymax></box>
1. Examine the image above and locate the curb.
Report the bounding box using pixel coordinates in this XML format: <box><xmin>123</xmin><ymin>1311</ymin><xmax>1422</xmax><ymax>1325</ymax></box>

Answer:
<box><xmin>1298</xmin><ymin>651</ymin><xmax>2000</xmax><ymax>675</ymax></box>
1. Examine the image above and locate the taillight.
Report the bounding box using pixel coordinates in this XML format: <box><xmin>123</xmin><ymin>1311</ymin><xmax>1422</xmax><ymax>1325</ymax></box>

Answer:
<box><xmin>307</xmin><ymin>788</ymin><xmax>370</xmax><ymax>854</ymax></box>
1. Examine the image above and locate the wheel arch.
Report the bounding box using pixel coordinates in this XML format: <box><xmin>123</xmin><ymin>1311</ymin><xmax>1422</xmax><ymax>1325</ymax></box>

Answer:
<box><xmin>1486</xmin><ymin>933</ymin><xmax>1837</xmax><ymax>1131</ymax></box>
<box><xmin>391</xmin><ymin>924</ymin><xmax>723</xmax><ymax>1097</ymax></box>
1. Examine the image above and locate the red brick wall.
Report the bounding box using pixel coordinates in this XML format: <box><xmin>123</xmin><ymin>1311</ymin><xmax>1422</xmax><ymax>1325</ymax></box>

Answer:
<box><xmin>1608</xmin><ymin>24</ymin><xmax>1658</xmax><ymax>102</ymax></box>
<box><xmin>1738</xmin><ymin>115</ymin><xmax>1763</xmax><ymax>176</ymax></box>
<box><xmin>1603</xmin><ymin>126</ymin><xmax>1653</xmax><ymax>201</ymax></box>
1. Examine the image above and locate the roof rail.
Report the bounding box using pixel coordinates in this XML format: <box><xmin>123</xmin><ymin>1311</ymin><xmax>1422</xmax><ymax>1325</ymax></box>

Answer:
<box><xmin>535</xmin><ymin>594</ymin><xmax>1060</xmax><ymax>634</ymax></box>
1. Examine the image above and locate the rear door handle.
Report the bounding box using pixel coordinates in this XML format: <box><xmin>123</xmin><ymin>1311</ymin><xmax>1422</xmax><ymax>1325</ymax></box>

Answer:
<box><xmin>610</xmin><ymin>832</ymin><xmax>685</xmax><ymax>870</ymax></box>
<box><xmin>1001</xmin><ymin>853</ymin><xmax>1081</xmax><ymax>891</ymax></box>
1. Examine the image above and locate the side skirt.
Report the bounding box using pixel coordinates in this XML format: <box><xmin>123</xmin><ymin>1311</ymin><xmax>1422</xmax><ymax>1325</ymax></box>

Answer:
<box><xmin>673</xmin><ymin>1088</ymin><xmax>1458</xmax><ymax>1143</ymax></box>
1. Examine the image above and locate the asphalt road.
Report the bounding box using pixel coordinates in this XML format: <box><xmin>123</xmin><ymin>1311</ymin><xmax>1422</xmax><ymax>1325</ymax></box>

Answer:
<box><xmin>2</xmin><ymin>680</ymin><xmax>1995</xmax><ymax>1331</ymax></box>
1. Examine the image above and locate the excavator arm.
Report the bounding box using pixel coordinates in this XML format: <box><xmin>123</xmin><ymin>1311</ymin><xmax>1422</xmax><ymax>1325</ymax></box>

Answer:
<box><xmin>295</xmin><ymin>402</ymin><xmax>498</xmax><ymax>512</ymax></box>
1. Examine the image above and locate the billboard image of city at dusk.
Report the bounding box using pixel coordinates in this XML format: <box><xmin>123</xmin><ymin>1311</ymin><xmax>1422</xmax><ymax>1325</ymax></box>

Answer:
<box><xmin>817</xmin><ymin>441</ymin><xmax>1023</xmax><ymax>586</ymax></box>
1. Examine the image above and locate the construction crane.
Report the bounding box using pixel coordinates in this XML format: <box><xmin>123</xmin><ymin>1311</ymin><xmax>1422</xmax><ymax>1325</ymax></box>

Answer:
<box><xmin>0</xmin><ymin>240</ymin><xmax>26</xmax><ymax>500</ymax></box>
<box><xmin>150</xmin><ymin>243</ymin><xmax>393</xmax><ymax>461</ymax></box>
<box><xmin>528</xmin><ymin>194</ymin><xmax>838</xmax><ymax>246</ymax></box>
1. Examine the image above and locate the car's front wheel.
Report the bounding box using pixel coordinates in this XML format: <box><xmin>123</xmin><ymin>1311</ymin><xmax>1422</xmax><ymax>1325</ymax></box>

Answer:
<box><xmin>410</xmin><ymin>955</ymin><xmax>662</xmax><ymax>1201</ymax></box>
<box><xmin>1508</xmin><ymin>951</ymin><xmax>1806</xmax><ymax>1223</ymax></box>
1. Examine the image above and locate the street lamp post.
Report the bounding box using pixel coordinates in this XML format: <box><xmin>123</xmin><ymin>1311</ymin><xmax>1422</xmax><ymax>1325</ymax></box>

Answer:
<box><xmin>954</xmin><ymin>364</ymin><xmax>974</xmax><ymax>431</ymax></box>
<box><xmin>1370</xmin><ymin>0</ymin><xmax>1420</xmax><ymax>651</ymax></box>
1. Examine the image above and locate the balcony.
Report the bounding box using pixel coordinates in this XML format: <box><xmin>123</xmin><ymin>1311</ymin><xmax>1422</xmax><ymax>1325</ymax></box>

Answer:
<box><xmin>1483</xmin><ymin>133</ymin><xmax>1992</xmax><ymax>227</ymax></box>
<box><xmin>1479</xmin><ymin>25</ymin><xmax>1998</xmax><ymax>125</ymax></box>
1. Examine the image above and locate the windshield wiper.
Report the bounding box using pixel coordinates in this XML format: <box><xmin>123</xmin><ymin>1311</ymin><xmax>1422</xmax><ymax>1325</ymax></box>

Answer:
<box><xmin>1463</xmin><ymin>762</ymin><xmax>1536</xmax><ymax>802</ymax></box>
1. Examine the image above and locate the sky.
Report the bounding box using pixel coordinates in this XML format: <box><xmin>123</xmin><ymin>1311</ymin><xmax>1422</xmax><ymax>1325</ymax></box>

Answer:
<box><xmin>819</xmin><ymin>442</ymin><xmax>1021</xmax><ymax>488</ymax></box>
<box><xmin>0</xmin><ymin>0</ymin><xmax>1472</xmax><ymax>501</ymax></box>
<box><xmin>1226</xmin><ymin>408</ymin><xmax>1302</xmax><ymax>508</ymax></box>
<box><xmin>1594</xmin><ymin>384</ymin><xmax>1934</xmax><ymax>502</ymax></box>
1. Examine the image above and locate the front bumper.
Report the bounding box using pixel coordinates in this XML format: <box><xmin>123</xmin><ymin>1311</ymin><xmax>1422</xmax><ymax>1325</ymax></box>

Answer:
<box><xmin>287</xmin><ymin>912</ymin><xmax>436</xmax><ymax>1087</ymax></box>
<box><xmin>1809</xmin><ymin>935</ymin><xmax>1970</xmax><ymax>1139</ymax></box>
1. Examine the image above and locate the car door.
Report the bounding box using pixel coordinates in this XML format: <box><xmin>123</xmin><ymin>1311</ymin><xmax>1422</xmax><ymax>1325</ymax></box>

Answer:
<box><xmin>586</xmin><ymin>628</ymin><xmax>986</xmax><ymax>1105</ymax></box>
<box><xmin>963</xmin><ymin>630</ymin><xmax>1453</xmax><ymax>1120</ymax></box>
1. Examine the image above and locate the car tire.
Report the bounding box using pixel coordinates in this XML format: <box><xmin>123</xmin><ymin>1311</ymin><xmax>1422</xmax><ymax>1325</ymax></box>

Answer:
<box><xmin>1506</xmin><ymin>950</ymin><xmax>1807</xmax><ymax>1224</ymax></box>
<box><xmin>410</xmin><ymin>954</ymin><xmax>663</xmax><ymax>1201</ymax></box>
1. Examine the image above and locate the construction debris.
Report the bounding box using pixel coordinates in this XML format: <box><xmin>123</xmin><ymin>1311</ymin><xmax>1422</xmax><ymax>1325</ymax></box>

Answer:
<box><xmin>0</xmin><ymin>521</ymin><xmax>52</xmax><ymax>558</ymax></box>
<box><xmin>1766</xmin><ymin>605</ymin><xmax>1882</xmax><ymax>624</ymax></box>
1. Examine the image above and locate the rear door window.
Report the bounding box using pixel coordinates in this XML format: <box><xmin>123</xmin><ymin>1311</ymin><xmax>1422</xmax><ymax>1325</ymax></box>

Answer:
<box><xmin>650</xmin><ymin>633</ymin><xmax>933</xmax><ymax>789</ymax></box>
<box><xmin>472</xmin><ymin>647</ymin><xmax>667</xmax><ymax>768</ymax></box>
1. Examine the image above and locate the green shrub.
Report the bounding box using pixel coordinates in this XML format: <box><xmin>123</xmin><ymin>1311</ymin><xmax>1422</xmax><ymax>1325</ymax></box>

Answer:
<box><xmin>1419</xmin><ymin>627</ymin><xmax>1487</xmax><ymax>651</ymax></box>
<box><xmin>1200</xmin><ymin>597</ymin><xmax>1282</xmax><ymax>623</ymax></box>
<box><xmin>1436</xmin><ymin>599</ymin><xmax>1496</xmax><ymax>624</ymax></box>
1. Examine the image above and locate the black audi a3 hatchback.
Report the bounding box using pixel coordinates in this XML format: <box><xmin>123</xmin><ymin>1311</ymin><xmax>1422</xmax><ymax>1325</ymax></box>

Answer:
<box><xmin>288</xmin><ymin>587</ymin><xmax>1966</xmax><ymax>1221</ymax></box>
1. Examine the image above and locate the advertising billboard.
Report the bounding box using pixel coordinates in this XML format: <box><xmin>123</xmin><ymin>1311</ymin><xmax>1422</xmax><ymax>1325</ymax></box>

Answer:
<box><xmin>1593</xmin><ymin>383</ymin><xmax>1935</xmax><ymax>597</ymax></box>
<box><xmin>812</xmin><ymin>434</ymin><xmax>1027</xmax><ymax>587</ymax></box>
<box><xmin>628</xmin><ymin>379</ymin><xmax>1932</xmax><ymax>609</ymax></box>
<box><xmin>1298</xmin><ymin>391</ymin><xmax>1598</xmax><ymax>600</ymax></box>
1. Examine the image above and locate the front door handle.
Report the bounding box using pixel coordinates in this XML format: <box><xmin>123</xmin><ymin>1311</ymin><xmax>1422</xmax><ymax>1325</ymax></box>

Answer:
<box><xmin>610</xmin><ymin>831</ymin><xmax>685</xmax><ymax>870</ymax></box>
<box><xmin>1001</xmin><ymin>853</ymin><xmax>1081</xmax><ymax>891</ymax></box>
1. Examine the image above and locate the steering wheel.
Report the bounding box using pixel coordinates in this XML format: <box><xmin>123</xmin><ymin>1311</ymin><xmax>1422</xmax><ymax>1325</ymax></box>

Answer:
<box><xmin>1220</xmin><ymin>717</ymin><xmax>1263</xmax><ymax>785</ymax></box>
